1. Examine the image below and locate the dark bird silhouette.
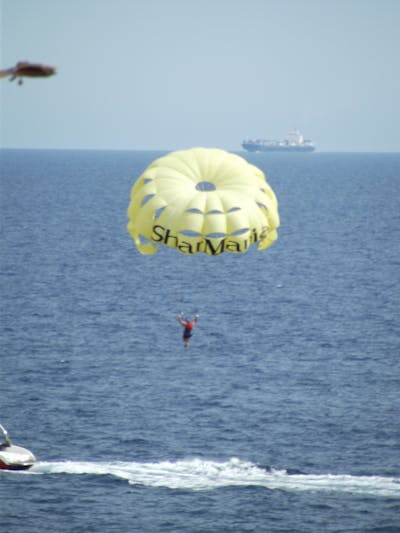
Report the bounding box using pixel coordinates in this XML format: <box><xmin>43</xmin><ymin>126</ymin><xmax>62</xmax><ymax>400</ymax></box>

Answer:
<box><xmin>0</xmin><ymin>61</ymin><xmax>57</xmax><ymax>85</ymax></box>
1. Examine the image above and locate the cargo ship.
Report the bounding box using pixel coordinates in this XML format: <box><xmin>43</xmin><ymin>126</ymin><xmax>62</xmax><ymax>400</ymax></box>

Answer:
<box><xmin>242</xmin><ymin>130</ymin><xmax>315</xmax><ymax>152</ymax></box>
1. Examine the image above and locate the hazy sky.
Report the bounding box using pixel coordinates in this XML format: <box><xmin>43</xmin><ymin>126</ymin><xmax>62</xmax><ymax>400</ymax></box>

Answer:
<box><xmin>1</xmin><ymin>0</ymin><xmax>399</xmax><ymax>152</ymax></box>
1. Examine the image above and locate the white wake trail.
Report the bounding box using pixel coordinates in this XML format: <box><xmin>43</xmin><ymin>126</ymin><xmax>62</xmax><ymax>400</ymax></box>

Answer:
<box><xmin>26</xmin><ymin>458</ymin><xmax>400</xmax><ymax>497</ymax></box>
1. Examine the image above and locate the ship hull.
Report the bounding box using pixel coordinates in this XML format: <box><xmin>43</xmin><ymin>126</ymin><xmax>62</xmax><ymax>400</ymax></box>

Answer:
<box><xmin>242</xmin><ymin>143</ymin><xmax>315</xmax><ymax>153</ymax></box>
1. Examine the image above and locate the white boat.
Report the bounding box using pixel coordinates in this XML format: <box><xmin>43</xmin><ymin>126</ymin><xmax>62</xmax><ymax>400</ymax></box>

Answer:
<box><xmin>0</xmin><ymin>423</ymin><xmax>36</xmax><ymax>471</ymax></box>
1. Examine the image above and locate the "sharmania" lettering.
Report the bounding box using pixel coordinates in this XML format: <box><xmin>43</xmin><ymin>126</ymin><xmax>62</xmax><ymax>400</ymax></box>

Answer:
<box><xmin>151</xmin><ymin>224</ymin><xmax>268</xmax><ymax>255</ymax></box>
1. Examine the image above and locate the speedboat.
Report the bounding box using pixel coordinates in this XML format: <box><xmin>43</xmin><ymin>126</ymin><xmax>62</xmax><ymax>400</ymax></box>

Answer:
<box><xmin>0</xmin><ymin>423</ymin><xmax>36</xmax><ymax>470</ymax></box>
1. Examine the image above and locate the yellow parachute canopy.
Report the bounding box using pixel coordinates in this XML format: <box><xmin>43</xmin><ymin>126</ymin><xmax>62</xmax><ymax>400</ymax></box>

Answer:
<box><xmin>127</xmin><ymin>147</ymin><xmax>279</xmax><ymax>256</ymax></box>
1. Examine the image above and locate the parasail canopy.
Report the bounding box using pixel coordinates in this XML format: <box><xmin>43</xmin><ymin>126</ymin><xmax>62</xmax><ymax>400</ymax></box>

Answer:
<box><xmin>127</xmin><ymin>147</ymin><xmax>279</xmax><ymax>256</ymax></box>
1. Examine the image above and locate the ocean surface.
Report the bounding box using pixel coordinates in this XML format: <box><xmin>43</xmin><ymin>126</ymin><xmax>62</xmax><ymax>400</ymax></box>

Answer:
<box><xmin>1</xmin><ymin>149</ymin><xmax>399</xmax><ymax>532</ymax></box>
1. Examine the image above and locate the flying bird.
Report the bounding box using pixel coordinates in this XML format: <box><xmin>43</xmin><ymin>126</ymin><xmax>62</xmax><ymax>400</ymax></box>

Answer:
<box><xmin>0</xmin><ymin>61</ymin><xmax>57</xmax><ymax>85</ymax></box>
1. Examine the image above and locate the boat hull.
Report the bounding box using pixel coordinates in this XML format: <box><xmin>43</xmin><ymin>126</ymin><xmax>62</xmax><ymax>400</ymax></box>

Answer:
<box><xmin>0</xmin><ymin>460</ymin><xmax>34</xmax><ymax>470</ymax></box>
<box><xmin>0</xmin><ymin>444</ymin><xmax>36</xmax><ymax>470</ymax></box>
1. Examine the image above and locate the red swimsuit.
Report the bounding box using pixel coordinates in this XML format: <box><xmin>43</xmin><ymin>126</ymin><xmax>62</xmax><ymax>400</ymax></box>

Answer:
<box><xmin>183</xmin><ymin>321</ymin><xmax>194</xmax><ymax>339</ymax></box>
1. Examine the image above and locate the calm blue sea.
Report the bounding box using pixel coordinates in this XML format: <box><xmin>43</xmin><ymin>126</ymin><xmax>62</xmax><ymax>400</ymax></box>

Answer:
<box><xmin>1</xmin><ymin>149</ymin><xmax>399</xmax><ymax>532</ymax></box>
